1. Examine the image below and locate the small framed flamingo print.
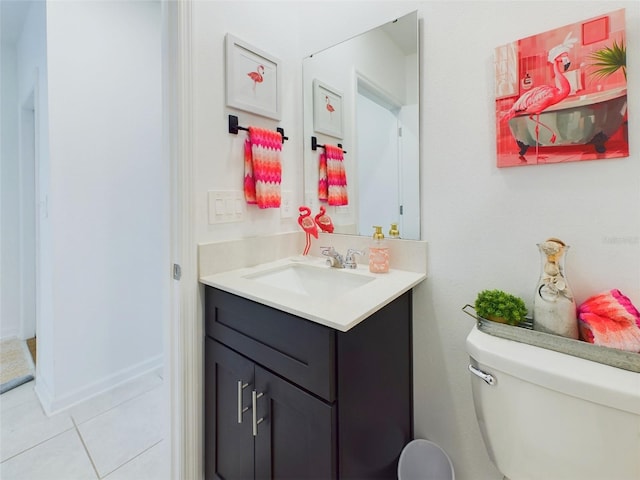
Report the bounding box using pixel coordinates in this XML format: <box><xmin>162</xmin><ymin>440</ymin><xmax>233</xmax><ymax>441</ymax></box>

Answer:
<box><xmin>225</xmin><ymin>34</ymin><xmax>282</xmax><ymax>120</ymax></box>
<box><xmin>313</xmin><ymin>79</ymin><xmax>343</xmax><ymax>139</ymax></box>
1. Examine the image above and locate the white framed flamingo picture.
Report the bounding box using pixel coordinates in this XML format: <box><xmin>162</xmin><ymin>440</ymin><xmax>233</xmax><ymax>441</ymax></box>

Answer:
<box><xmin>495</xmin><ymin>9</ymin><xmax>628</xmax><ymax>167</ymax></box>
<box><xmin>225</xmin><ymin>34</ymin><xmax>282</xmax><ymax>120</ymax></box>
<box><xmin>313</xmin><ymin>79</ymin><xmax>343</xmax><ymax>139</ymax></box>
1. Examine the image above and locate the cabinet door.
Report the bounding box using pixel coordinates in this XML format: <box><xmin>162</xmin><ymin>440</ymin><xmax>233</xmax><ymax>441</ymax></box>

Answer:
<box><xmin>205</xmin><ymin>339</ymin><xmax>255</xmax><ymax>480</ymax></box>
<box><xmin>254</xmin><ymin>366</ymin><xmax>336</xmax><ymax>480</ymax></box>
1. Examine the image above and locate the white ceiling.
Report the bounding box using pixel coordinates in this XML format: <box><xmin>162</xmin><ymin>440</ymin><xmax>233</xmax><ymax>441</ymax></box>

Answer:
<box><xmin>1</xmin><ymin>0</ymin><xmax>33</xmax><ymax>45</ymax></box>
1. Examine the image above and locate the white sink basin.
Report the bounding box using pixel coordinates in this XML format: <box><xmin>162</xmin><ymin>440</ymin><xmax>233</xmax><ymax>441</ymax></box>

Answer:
<box><xmin>200</xmin><ymin>255</ymin><xmax>426</xmax><ymax>331</ymax></box>
<box><xmin>244</xmin><ymin>263</ymin><xmax>374</xmax><ymax>297</ymax></box>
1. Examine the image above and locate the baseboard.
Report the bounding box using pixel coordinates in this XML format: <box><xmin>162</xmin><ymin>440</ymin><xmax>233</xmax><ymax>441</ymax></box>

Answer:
<box><xmin>36</xmin><ymin>354</ymin><xmax>163</xmax><ymax>416</ymax></box>
<box><xmin>34</xmin><ymin>375</ymin><xmax>55</xmax><ymax>413</ymax></box>
<box><xmin>0</xmin><ymin>329</ymin><xmax>19</xmax><ymax>341</ymax></box>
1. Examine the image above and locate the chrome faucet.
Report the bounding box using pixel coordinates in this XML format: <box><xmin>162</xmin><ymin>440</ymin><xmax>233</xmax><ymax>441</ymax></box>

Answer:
<box><xmin>344</xmin><ymin>248</ymin><xmax>364</xmax><ymax>269</ymax></box>
<box><xmin>321</xmin><ymin>247</ymin><xmax>364</xmax><ymax>269</ymax></box>
<box><xmin>321</xmin><ymin>247</ymin><xmax>344</xmax><ymax>268</ymax></box>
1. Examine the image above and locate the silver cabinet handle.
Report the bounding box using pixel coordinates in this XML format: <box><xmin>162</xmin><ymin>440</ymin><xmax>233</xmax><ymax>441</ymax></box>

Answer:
<box><xmin>237</xmin><ymin>381</ymin><xmax>249</xmax><ymax>423</ymax></box>
<box><xmin>468</xmin><ymin>364</ymin><xmax>496</xmax><ymax>386</ymax></box>
<box><xmin>252</xmin><ymin>390</ymin><xmax>264</xmax><ymax>436</ymax></box>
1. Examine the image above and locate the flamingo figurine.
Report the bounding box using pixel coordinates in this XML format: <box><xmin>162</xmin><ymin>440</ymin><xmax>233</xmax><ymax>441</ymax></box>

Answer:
<box><xmin>314</xmin><ymin>206</ymin><xmax>334</xmax><ymax>233</ymax></box>
<box><xmin>502</xmin><ymin>32</ymin><xmax>578</xmax><ymax>160</ymax></box>
<box><xmin>325</xmin><ymin>96</ymin><xmax>335</xmax><ymax>117</ymax></box>
<box><xmin>247</xmin><ymin>65</ymin><xmax>265</xmax><ymax>93</ymax></box>
<box><xmin>298</xmin><ymin>206</ymin><xmax>318</xmax><ymax>256</ymax></box>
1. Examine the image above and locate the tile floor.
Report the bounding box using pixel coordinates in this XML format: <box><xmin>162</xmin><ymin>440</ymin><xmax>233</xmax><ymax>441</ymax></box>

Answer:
<box><xmin>0</xmin><ymin>371</ymin><xmax>169</xmax><ymax>479</ymax></box>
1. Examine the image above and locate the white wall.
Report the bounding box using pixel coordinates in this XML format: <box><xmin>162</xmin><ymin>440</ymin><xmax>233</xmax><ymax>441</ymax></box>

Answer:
<box><xmin>14</xmin><ymin>0</ymin><xmax>55</xmax><ymax>394</ymax></box>
<box><xmin>416</xmin><ymin>2</ymin><xmax>639</xmax><ymax>479</ymax></box>
<box><xmin>2</xmin><ymin>1</ymin><xmax>49</xmax><ymax>343</ymax></box>
<box><xmin>193</xmin><ymin>1</ymin><xmax>639</xmax><ymax>479</ymax></box>
<box><xmin>0</xmin><ymin>42</ymin><xmax>20</xmax><ymax>339</ymax></box>
<box><xmin>39</xmin><ymin>0</ymin><xmax>166</xmax><ymax>411</ymax></box>
<box><xmin>193</xmin><ymin>2</ymin><xmax>306</xmax><ymax>244</ymax></box>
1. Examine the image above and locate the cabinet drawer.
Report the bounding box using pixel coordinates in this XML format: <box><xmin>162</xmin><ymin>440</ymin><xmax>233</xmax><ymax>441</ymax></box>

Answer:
<box><xmin>205</xmin><ymin>287</ymin><xmax>336</xmax><ymax>402</ymax></box>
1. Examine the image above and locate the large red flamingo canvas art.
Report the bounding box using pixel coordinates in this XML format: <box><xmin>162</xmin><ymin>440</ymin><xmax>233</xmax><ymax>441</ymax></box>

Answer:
<box><xmin>496</xmin><ymin>9</ymin><xmax>628</xmax><ymax>167</ymax></box>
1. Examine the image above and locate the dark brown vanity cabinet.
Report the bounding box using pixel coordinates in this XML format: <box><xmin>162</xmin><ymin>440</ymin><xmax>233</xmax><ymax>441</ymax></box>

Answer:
<box><xmin>205</xmin><ymin>287</ymin><xmax>413</xmax><ymax>480</ymax></box>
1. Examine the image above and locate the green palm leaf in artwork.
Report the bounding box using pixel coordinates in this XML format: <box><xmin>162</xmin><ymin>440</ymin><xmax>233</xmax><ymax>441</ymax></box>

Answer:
<box><xmin>588</xmin><ymin>40</ymin><xmax>626</xmax><ymax>80</ymax></box>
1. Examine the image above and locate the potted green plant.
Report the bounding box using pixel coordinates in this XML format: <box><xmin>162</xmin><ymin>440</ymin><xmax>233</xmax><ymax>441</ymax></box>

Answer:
<box><xmin>587</xmin><ymin>40</ymin><xmax>626</xmax><ymax>81</ymax></box>
<box><xmin>474</xmin><ymin>289</ymin><xmax>528</xmax><ymax>326</ymax></box>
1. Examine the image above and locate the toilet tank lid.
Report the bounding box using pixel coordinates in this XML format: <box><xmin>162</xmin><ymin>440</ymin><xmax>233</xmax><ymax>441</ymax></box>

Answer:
<box><xmin>466</xmin><ymin>326</ymin><xmax>640</xmax><ymax>415</ymax></box>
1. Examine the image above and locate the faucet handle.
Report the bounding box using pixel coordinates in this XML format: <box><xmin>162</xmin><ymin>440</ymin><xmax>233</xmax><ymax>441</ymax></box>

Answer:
<box><xmin>321</xmin><ymin>246</ymin><xmax>343</xmax><ymax>268</ymax></box>
<box><xmin>320</xmin><ymin>246</ymin><xmax>336</xmax><ymax>256</ymax></box>
<box><xmin>344</xmin><ymin>249</ymin><xmax>364</xmax><ymax>269</ymax></box>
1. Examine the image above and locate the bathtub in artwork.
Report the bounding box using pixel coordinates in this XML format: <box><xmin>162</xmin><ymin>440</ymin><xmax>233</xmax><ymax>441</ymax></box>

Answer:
<box><xmin>508</xmin><ymin>86</ymin><xmax>628</xmax><ymax>155</ymax></box>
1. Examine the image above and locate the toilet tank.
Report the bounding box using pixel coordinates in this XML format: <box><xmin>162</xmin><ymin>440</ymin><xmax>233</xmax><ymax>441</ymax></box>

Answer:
<box><xmin>466</xmin><ymin>325</ymin><xmax>640</xmax><ymax>480</ymax></box>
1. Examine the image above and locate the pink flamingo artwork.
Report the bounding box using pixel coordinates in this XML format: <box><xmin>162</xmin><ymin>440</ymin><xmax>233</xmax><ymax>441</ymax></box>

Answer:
<box><xmin>298</xmin><ymin>206</ymin><xmax>318</xmax><ymax>256</ymax></box>
<box><xmin>325</xmin><ymin>96</ymin><xmax>335</xmax><ymax>117</ymax></box>
<box><xmin>314</xmin><ymin>206</ymin><xmax>334</xmax><ymax>233</ymax></box>
<box><xmin>502</xmin><ymin>32</ymin><xmax>578</xmax><ymax>159</ymax></box>
<box><xmin>247</xmin><ymin>65</ymin><xmax>265</xmax><ymax>93</ymax></box>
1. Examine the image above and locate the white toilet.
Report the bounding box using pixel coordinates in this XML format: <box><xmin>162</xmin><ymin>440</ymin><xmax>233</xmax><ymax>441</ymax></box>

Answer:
<box><xmin>466</xmin><ymin>325</ymin><xmax>640</xmax><ymax>480</ymax></box>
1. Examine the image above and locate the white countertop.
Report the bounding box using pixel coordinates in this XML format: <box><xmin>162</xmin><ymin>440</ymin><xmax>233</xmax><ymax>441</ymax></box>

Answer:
<box><xmin>199</xmin><ymin>255</ymin><xmax>426</xmax><ymax>332</ymax></box>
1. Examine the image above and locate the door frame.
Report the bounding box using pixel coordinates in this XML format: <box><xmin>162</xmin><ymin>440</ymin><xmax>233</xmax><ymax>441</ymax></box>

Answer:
<box><xmin>19</xmin><ymin>78</ymin><xmax>38</xmax><ymax>343</ymax></box>
<box><xmin>164</xmin><ymin>1</ymin><xmax>202</xmax><ymax>478</ymax></box>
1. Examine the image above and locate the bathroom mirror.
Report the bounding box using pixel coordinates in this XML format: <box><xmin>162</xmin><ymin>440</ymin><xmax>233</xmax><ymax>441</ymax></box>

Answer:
<box><xmin>302</xmin><ymin>11</ymin><xmax>420</xmax><ymax>240</ymax></box>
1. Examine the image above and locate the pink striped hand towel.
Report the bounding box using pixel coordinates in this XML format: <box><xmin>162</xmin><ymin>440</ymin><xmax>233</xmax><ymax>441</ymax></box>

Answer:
<box><xmin>324</xmin><ymin>144</ymin><xmax>348</xmax><ymax>206</ymax></box>
<box><xmin>318</xmin><ymin>151</ymin><xmax>328</xmax><ymax>202</ymax></box>
<box><xmin>244</xmin><ymin>126</ymin><xmax>282</xmax><ymax>209</ymax></box>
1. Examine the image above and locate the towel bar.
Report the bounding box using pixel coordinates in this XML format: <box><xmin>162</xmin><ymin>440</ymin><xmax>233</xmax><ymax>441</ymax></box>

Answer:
<box><xmin>228</xmin><ymin>115</ymin><xmax>288</xmax><ymax>143</ymax></box>
<box><xmin>311</xmin><ymin>136</ymin><xmax>347</xmax><ymax>154</ymax></box>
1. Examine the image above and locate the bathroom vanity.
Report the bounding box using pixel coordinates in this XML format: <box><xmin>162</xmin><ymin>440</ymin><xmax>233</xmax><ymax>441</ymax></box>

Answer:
<box><xmin>204</xmin><ymin>285</ymin><xmax>413</xmax><ymax>479</ymax></box>
<box><xmin>199</xmin><ymin>245</ymin><xmax>427</xmax><ymax>480</ymax></box>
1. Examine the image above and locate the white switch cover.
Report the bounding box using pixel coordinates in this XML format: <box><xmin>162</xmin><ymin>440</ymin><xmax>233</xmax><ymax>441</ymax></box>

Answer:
<box><xmin>304</xmin><ymin>194</ymin><xmax>319</xmax><ymax>216</ymax></box>
<box><xmin>281</xmin><ymin>190</ymin><xmax>294</xmax><ymax>218</ymax></box>
<box><xmin>208</xmin><ymin>190</ymin><xmax>244</xmax><ymax>224</ymax></box>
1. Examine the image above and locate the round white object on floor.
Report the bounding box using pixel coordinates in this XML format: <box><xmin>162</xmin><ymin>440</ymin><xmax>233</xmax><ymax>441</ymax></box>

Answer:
<box><xmin>397</xmin><ymin>439</ymin><xmax>454</xmax><ymax>480</ymax></box>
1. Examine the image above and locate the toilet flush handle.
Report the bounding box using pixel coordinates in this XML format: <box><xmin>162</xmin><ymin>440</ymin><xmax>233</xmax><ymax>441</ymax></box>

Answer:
<box><xmin>468</xmin><ymin>364</ymin><xmax>496</xmax><ymax>386</ymax></box>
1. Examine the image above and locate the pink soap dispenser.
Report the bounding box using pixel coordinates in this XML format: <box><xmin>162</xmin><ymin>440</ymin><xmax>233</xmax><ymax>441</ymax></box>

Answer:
<box><xmin>369</xmin><ymin>226</ymin><xmax>389</xmax><ymax>273</ymax></box>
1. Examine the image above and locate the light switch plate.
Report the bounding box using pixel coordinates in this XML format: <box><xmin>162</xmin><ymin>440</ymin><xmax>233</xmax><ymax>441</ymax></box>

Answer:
<box><xmin>281</xmin><ymin>190</ymin><xmax>294</xmax><ymax>218</ymax></box>
<box><xmin>208</xmin><ymin>190</ymin><xmax>244</xmax><ymax>224</ymax></box>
